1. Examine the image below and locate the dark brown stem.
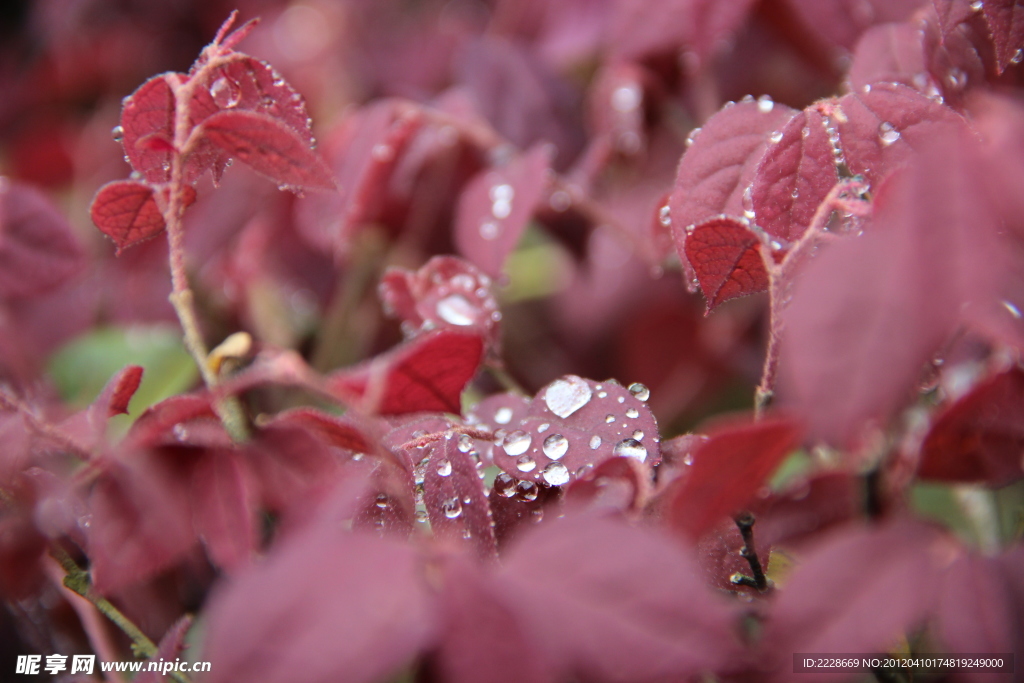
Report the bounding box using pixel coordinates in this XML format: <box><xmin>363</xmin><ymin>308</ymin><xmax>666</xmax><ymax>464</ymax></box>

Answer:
<box><xmin>731</xmin><ymin>512</ymin><xmax>770</xmax><ymax>592</ymax></box>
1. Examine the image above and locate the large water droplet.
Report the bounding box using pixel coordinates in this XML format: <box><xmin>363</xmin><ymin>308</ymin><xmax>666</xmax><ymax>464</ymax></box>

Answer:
<box><xmin>589</xmin><ymin>435</ymin><xmax>602</xmax><ymax>449</ymax></box>
<box><xmin>543</xmin><ymin>375</ymin><xmax>592</xmax><ymax>418</ymax></box>
<box><xmin>769</xmin><ymin>130</ymin><xmax>783</xmax><ymax>143</ymax></box>
<box><xmin>628</xmin><ymin>383</ymin><xmax>650</xmax><ymax>401</ymax></box>
<box><xmin>111</xmin><ymin>125</ymin><xmax>124</xmax><ymax>142</ymax></box>
<box><xmin>210</xmin><ymin>76</ymin><xmax>241</xmax><ymax>108</ymax></box>
<box><xmin>878</xmin><ymin>122</ymin><xmax>900</xmax><ymax>146</ymax></box>
<box><xmin>516</xmin><ymin>480</ymin><xmax>539</xmax><ymax>501</ymax></box>
<box><xmin>494</xmin><ymin>406</ymin><xmax>513</xmax><ymax>424</ymax></box>
<box><xmin>516</xmin><ymin>454</ymin><xmax>537</xmax><ymax>472</ymax></box>
<box><xmin>632</xmin><ymin>429</ymin><xmax>644</xmax><ymax>440</ymax></box>
<box><xmin>442</xmin><ymin>497</ymin><xmax>463</xmax><ymax>519</ymax></box>
<box><xmin>436</xmin><ymin>294</ymin><xmax>475</xmax><ymax>326</ymax></box>
<box><xmin>542</xmin><ymin>434</ymin><xmax>569</xmax><ymax>460</ymax></box>
<box><xmin>542</xmin><ymin>461</ymin><xmax>570</xmax><ymax>486</ymax></box>
<box><xmin>613</xmin><ymin>438</ymin><xmax>647</xmax><ymax>463</ymax></box>
<box><xmin>458</xmin><ymin>434</ymin><xmax>474</xmax><ymax>452</ymax></box>
<box><xmin>757</xmin><ymin>94</ymin><xmax>775</xmax><ymax>113</ymax></box>
<box><xmin>625</xmin><ymin>407</ymin><xmax>639</xmax><ymax>419</ymax></box>
<box><xmin>503</xmin><ymin>430</ymin><xmax>532</xmax><ymax>456</ymax></box>
<box><xmin>436</xmin><ymin>459</ymin><xmax>452</xmax><ymax>477</ymax></box>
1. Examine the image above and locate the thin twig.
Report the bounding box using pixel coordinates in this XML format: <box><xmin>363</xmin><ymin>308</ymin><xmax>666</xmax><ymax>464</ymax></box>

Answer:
<box><xmin>730</xmin><ymin>512</ymin><xmax>770</xmax><ymax>592</ymax></box>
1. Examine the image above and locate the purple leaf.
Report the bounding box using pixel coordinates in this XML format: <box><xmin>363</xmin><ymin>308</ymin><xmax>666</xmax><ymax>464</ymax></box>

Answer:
<box><xmin>980</xmin><ymin>0</ymin><xmax>1024</xmax><ymax>72</ymax></box>
<box><xmin>499</xmin><ymin>514</ymin><xmax>739</xmax><ymax>682</ymax></box>
<box><xmin>0</xmin><ymin>179</ymin><xmax>84</xmax><ymax>299</ymax></box>
<box><xmin>751</xmin><ymin>108</ymin><xmax>838</xmax><ymax>244</ymax></box>
<box><xmin>201</xmin><ymin>110</ymin><xmax>336</xmax><ymax>191</ymax></box>
<box><xmin>932</xmin><ymin>0</ymin><xmax>977</xmax><ymax>39</ymax></box>
<box><xmin>119</xmin><ymin>75</ymin><xmax>176</xmax><ymax>184</ymax></box>
<box><xmin>848</xmin><ymin>23</ymin><xmax>929</xmax><ymax>94</ymax></box>
<box><xmin>203</xmin><ymin>483</ymin><xmax>433</xmax><ymax>683</ymax></box>
<box><xmin>191</xmin><ymin>450</ymin><xmax>256</xmax><ymax>570</ymax></box>
<box><xmin>455</xmin><ymin>143</ymin><xmax>554</xmax><ymax>278</ymax></box>
<box><xmin>780</xmin><ymin>0</ymin><xmax>923</xmax><ymax>51</ymax></box>
<box><xmin>422</xmin><ymin>434</ymin><xmax>497</xmax><ymax>559</ymax></box>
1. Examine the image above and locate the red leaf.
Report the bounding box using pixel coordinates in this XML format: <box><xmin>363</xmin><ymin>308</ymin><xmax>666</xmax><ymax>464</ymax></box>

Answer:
<box><xmin>201</xmin><ymin>110</ymin><xmax>336</xmax><ymax>191</ymax></box>
<box><xmin>832</xmin><ymin>82</ymin><xmax>968</xmax><ymax>187</ymax></box>
<box><xmin>488</xmin><ymin>472</ymin><xmax>561</xmax><ymax>548</ymax></box>
<box><xmin>609</xmin><ymin>0</ymin><xmax>759</xmax><ymax>67</ymax></box>
<box><xmin>848</xmin><ymin>23</ymin><xmax>929</xmax><ymax>94</ymax></box>
<box><xmin>422</xmin><ymin>434</ymin><xmax>497</xmax><ymax>559</ymax></box>
<box><xmin>87</xmin><ymin>458</ymin><xmax>196</xmax><ymax>593</ymax></box>
<box><xmin>295</xmin><ymin>99</ymin><xmax>424</xmax><ymax>255</ymax></box>
<box><xmin>696</xmin><ymin>517</ymin><xmax>772</xmax><ymax>593</ymax></box>
<box><xmin>203</xmin><ymin>492</ymin><xmax>433</xmax><ymax>683</ymax></box>
<box><xmin>936</xmin><ymin>552</ymin><xmax>1019</xmax><ymax>672</ymax></box>
<box><xmin>490</xmin><ymin>375</ymin><xmax>661</xmax><ymax>488</ymax></box>
<box><xmin>126</xmin><ymin>395</ymin><xmax>221</xmax><ymax>450</ymax></box>
<box><xmin>668</xmin><ymin>417</ymin><xmax>802</xmax><ymax>541</ymax></box>
<box><xmin>89</xmin><ymin>181</ymin><xmax>164</xmax><ymax>253</ymax></box>
<box><xmin>684</xmin><ymin>216</ymin><xmax>771</xmax><ymax>312</ymax></box>
<box><xmin>119</xmin><ymin>75</ymin><xmax>176</xmax><ymax>184</ymax></box>
<box><xmin>762</xmin><ymin>519</ymin><xmax>947</xmax><ymax>676</ymax></box>
<box><xmin>932</xmin><ymin>0</ymin><xmax>976</xmax><ymax>39</ymax></box>
<box><xmin>499</xmin><ymin>514</ymin><xmax>739</xmax><ymax>682</ymax></box>
<box><xmin>455</xmin><ymin>143</ymin><xmax>554</xmax><ymax>278</ymax></box>
<box><xmin>0</xmin><ymin>179</ymin><xmax>84</xmax><ymax>299</ymax></box>
<box><xmin>264</xmin><ymin>408</ymin><xmax>373</xmax><ymax>454</ymax></box>
<box><xmin>435</xmin><ymin>556</ymin><xmax>553</xmax><ymax>683</ymax></box>
<box><xmin>980</xmin><ymin>0</ymin><xmax>1024</xmax><ymax>72</ymax></box>
<box><xmin>919</xmin><ymin>368</ymin><xmax>1024</xmax><ymax>486</ymax></box>
<box><xmin>352</xmin><ymin>459</ymin><xmax>417</xmax><ymax>539</ymax></box>
<box><xmin>191</xmin><ymin>450</ymin><xmax>256</xmax><ymax>570</ymax></box>
<box><xmin>779</xmin><ymin>133</ymin><xmax>1004</xmax><ymax>446</ymax></box>
<box><xmin>751</xmin><ymin>108</ymin><xmax>838</xmax><ymax>244</ymax></box>
<box><xmin>97</xmin><ymin>365</ymin><xmax>144</xmax><ymax>418</ymax></box>
<box><xmin>328</xmin><ymin>330</ymin><xmax>484</xmax><ymax>415</ymax></box>
<box><xmin>379</xmin><ymin>256</ymin><xmax>502</xmax><ymax>353</ymax></box>
<box><xmin>780</xmin><ymin>0</ymin><xmax>922</xmax><ymax>50</ymax></box>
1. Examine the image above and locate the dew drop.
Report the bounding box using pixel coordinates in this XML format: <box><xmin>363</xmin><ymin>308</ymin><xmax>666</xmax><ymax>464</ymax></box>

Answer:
<box><xmin>415</xmin><ymin>510</ymin><xmax>428</xmax><ymax>523</ymax></box>
<box><xmin>617</xmin><ymin>396</ymin><xmax>625</xmax><ymax>404</ymax></box>
<box><xmin>683</xmin><ymin>453</ymin><xmax>694</xmax><ymax>465</ymax></box>
<box><xmin>173</xmin><ymin>423</ymin><xmax>189</xmax><ymax>441</ymax></box>
<box><xmin>1002</xmin><ymin>300</ymin><xmax>1023</xmax><ymax>319</ymax></box>
<box><xmin>685</xmin><ymin>127</ymin><xmax>702</xmax><ymax>147</ymax></box>
<box><xmin>541</xmin><ymin>461</ymin><xmax>570</xmax><ymax>486</ymax></box>
<box><xmin>970</xmin><ymin>0</ymin><xmax>983</xmax><ymax>9</ymax></box>
<box><xmin>769</xmin><ymin>130</ymin><xmax>783</xmax><ymax>143</ymax></box>
<box><xmin>111</xmin><ymin>125</ymin><xmax>124</xmax><ymax>142</ymax></box>
<box><xmin>492</xmin><ymin>198</ymin><xmax>512</xmax><ymax>219</ymax></box>
<box><xmin>516</xmin><ymin>480</ymin><xmax>539</xmax><ymax>501</ymax></box>
<box><xmin>543</xmin><ymin>375</ymin><xmax>592</xmax><ymax>418</ymax></box>
<box><xmin>862</xmin><ymin>84</ymin><xmax>872</xmax><ymax>93</ymax></box>
<box><xmin>210</xmin><ymin>76</ymin><xmax>241</xmax><ymax>108</ymax></box>
<box><xmin>589</xmin><ymin>435</ymin><xmax>602</xmax><ymax>449</ymax></box>
<box><xmin>611</xmin><ymin>84</ymin><xmax>642</xmax><ymax>112</ymax></box>
<box><xmin>598</xmin><ymin>391</ymin><xmax>608</xmax><ymax>398</ymax></box>
<box><xmin>625</xmin><ymin>407</ymin><xmax>639</xmax><ymax>418</ymax></box>
<box><xmin>436</xmin><ymin>459</ymin><xmax>453</xmax><ymax>477</ymax></box>
<box><xmin>503</xmin><ymin>430</ymin><xmax>532</xmax><ymax>456</ymax></box>
<box><xmin>542</xmin><ymin>434</ymin><xmax>569</xmax><ymax>460</ymax></box>
<box><xmin>531</xmin><ymin>508</ymin><xmax>545</xmax><ymax>522</ymax></box>
<box><xmin>632</xmin><ymin>430</ymin><xmax>644</xmax><ymax>440</ymax></box>
<box><xmin>878</xmin><ymin>122</ymin><xmax>900</xmax><ymax>146</ymax></box>
<box><xmin>537</xmin><ymin>422</ymin><xmax>550</xmax><ymax>433</ymax></box>
<box><xmin>549</xmin><ymin>189</ymin><xmax>572</xmax><ymax>212</ymax></box>
<box><xmin>480</xmin><ymin>221</ymin><xmax>499</xmax><ymax>240</ymax></box>
<box><xmin>576</xmin><ymin>464</ymin><xmax>594</xmax><ymax>478</ymax></box>
<box><xmin>436</xmin><ymin>294</ymin><xmax>475</xmax><ymax>326</ymax></box>
<box><xmin>605</xmin><ymin>414</ymin><xmax>615</xmax><ymax>423</ymax></box>
<box><xmin>613</xmin><ymin>438</ymin><xmax>647</xmax><ymax>463</ymax></box>
<box><xmin>628</xmin><ymin>382</ymin><xmax>650</xmax><ymax>401</ymax></box>
<box><xmin>442</xmin><ymin>497</ymin><xmax>463</xmax><ymax>519</ymax></box>
<box><xmin>658</xmin><ymin>205</ymin><xmax>672</xmax><ymax>227</ymax></box>
<box><xmin>375</xmin><ymin>493</ymin><xmax>389</xmax><ymax>509</ymax></box>
<box><xmin>494</xmin><ymin>406</ymin><xmax>513</xmax><ymax>424</ymax></box>
<box><xmin>801</xmin><ymin>126</ymin><xmax>810</xmax><ymax>139</ymax></box>
<box><xmin>490</xmin><ymin>183</ymin><xmax>515</xmax><ymax>202</ymax></box>
<box><xmin>495</xmin><ymin>472</ymin><xmax>516</xmax><ymax>497</ymax></box>
<box><xmin>458</xmin><ymin>434</ymin><xmax>474</xmax><ymax>452</ymax></box>
<box><xmin>947</xmin><ymin>68</ymin><xmax>968</xmax><ymax>90</ymax></box>
<box><xmin>516</xmin><ymin>454</ymin><xmax>537</xmax><ymax>472</ymax></box>
<box><xmin>757</xmin><ymin>94</ymin><xmax>775</xmax><ymax>113</ymax></box>
<box><xmin>1013</xmin><ymin>49</ymin><xmax>1024</xmax><ymax>65</ymax></box>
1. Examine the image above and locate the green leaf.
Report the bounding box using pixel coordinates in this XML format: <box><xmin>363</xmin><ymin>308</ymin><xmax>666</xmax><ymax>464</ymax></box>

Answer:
<box><xmin>48</xmin><ymin>325</ymin><xmax>199</xmax><ymax>434</ymax></box>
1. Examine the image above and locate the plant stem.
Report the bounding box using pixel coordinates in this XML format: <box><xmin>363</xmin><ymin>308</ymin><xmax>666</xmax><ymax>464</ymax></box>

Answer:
<box><xmin>731</xmin><ymin>512</ymin><xmax>770</xmax><ymax>592</ymax></box>
<box><xmin>52</xmin><ymin>548</ymin><xmax>192</xmax><ymax>683</ymax></box>
<box><xmin>163</xmin><ymin>71</ymin><xmax>250</xmax><ymax>442</ymax></box>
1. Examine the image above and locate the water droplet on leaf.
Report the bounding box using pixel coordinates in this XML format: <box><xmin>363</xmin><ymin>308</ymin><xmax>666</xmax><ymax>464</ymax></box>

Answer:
<box><xmin>611</xmin><ymin>84</ymin><xmax>642</xmax><ymax>112</ymax></box>
<box><xmin>625</xmin><ymin>407</ymin><xmax>639</xmax><ymax>418</ymax></box>
<box><xmin>542</xmin><ymin>434</ymin><xmax>569</xmax><ymax>460</ymax></box>
<box><xmin>757</xmin><ymin>94</ymin><xmax>774</xmax><ymax>113</ymax></box>
<box><xmin>878</xmin><ymin>122</ymin><xmax>900</xmax><ymax>146</ymax></box>
<box><xmin>589</xmin><ymin>435</ymin><xmax>602</xmax><ymax>449</ymax></box>
<box><xmin>210</xmin><ymin>76</ymin><xmax>242</xmax><ymax>108</ymax></box>
<box><xmin>442</xmin><ymin>497</ymin><xmax>463</xmax><ymax>519</ymax></box>
<box><xmin>111</xmin><ymin>126</ymin><xmax>124</xmax><ymax>142</ymax></box>
<box><xmin>436</xmin><ymin>294</ymin><xmax>475</xmax><ymax>326</ymax></box>
<box><xmin>613</xmin><ymin>438</ymin><xmax>647</xmax><ymax>463</ymax></box>
<box><xmin>541</xmin><ymin>461</ymin><xmax>570</xmax><ymax>486</ymax></box>
<box><xmin>436</xmin><ymin>459</ymin><xmax>453</xmax><ymax>476</ymax></box>
<box><xmin>495</xmin><ymin>472</ymin><xmax>516</xmax><ymax>497</ymax></box>
<box><xmin>516</xmin><ymin>480</ymin><xmax>539</xmax><ymax>501</ymax></box>
<box><xmin>494</xmin><ymin>407</ymin><xmax>513</xmax><ymax>424</ymax></box>
<box><xmin>628</xmin><ymin>383</ymin><xmax>650</xmax><ymax>401</ymax></box>
<box><xmin>516</xmin><ymin>454</ymin><xmax>537</xmax><ymax>472</ymax></box>
<box><xmin>543</xmin><ymin>375</ymin><xmax>592</xmax><ymax>418</ymax></box>
<box><xmin>503</xmin><ymin>430</ymin><xmax>532</xmax><ymax>456</ymax></box>
<box><xmin>480</xmin><ymin>221</ymin><xmax>499</xmax><ymax>240</ymax></box>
